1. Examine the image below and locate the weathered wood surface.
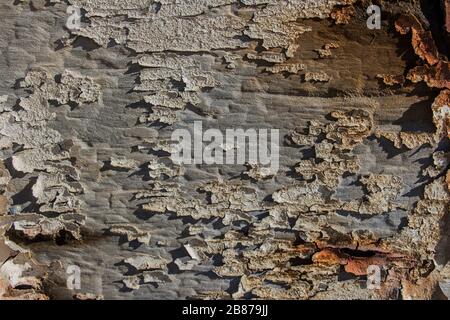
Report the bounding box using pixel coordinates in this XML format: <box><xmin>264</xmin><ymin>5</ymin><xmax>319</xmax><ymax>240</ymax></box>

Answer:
<box><xmin>0</xmin><ymin>0</ymin><xmax>449</xmax><ymax>300</ymax></box>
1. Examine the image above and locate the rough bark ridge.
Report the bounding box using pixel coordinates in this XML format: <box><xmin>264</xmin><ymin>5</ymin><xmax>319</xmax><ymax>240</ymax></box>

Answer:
<box><xmin>0</xmin><ymin>0</ymin><xmax>449</xmax><ymax>300</ymax></box>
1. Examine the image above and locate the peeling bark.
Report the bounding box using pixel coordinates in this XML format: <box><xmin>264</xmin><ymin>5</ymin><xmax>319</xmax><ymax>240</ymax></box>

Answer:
<box><xmin>0</xmin><ymin>0</ymin><xmax>448</xmax><ymax>300</ymax></box>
